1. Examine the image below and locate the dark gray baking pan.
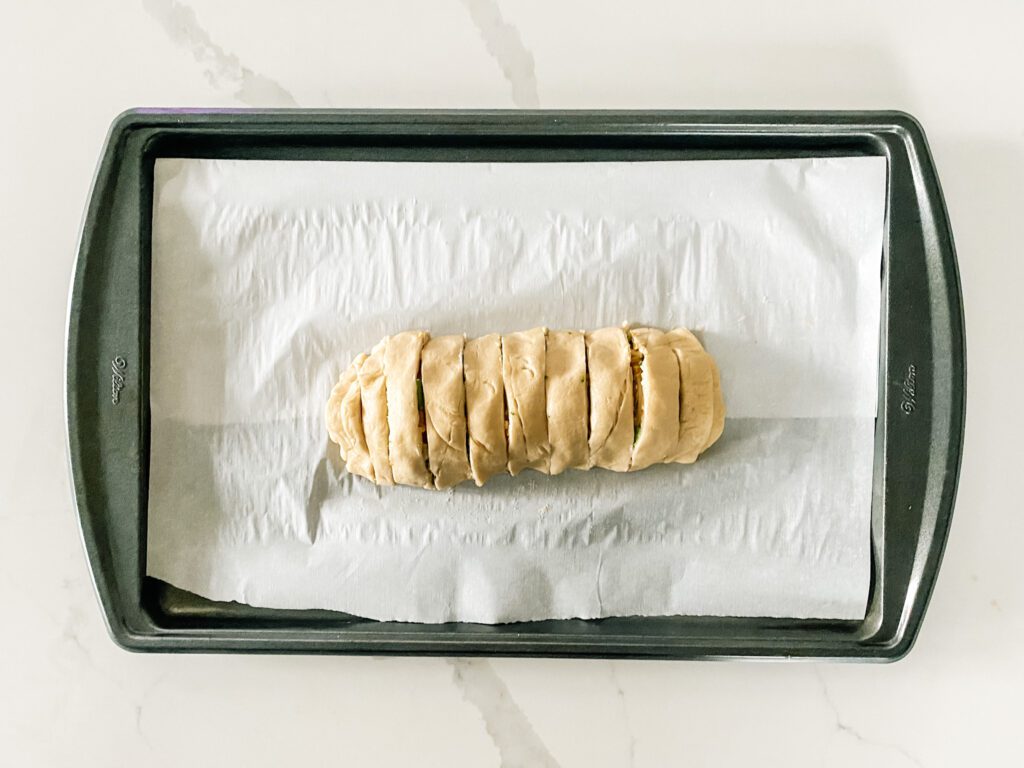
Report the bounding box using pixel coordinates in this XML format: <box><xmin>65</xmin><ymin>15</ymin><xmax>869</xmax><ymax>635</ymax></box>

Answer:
<box><xmin>65</xmin><ymin>109</ymin><xmax>965</xmax><ymax>659</ymax></box>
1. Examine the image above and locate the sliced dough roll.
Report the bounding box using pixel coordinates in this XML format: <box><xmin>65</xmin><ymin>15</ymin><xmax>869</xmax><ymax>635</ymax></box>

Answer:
<box><xmin>628</xmin><ymin>328</ymin><xmax>681</xmax><ymax>471</ymax></box>
<box><xmin>384</xmin><ymin>331</ymin><xmax>433</xmax><ymax>489</ymax></box>
<box><xmin>356</xmin><ymin>340</ymin><xmax>394</xmax><ymax>486</ymax></box>
<box><xmin>545</xmin><ymin>330</ymin><xmax>589</xmax><ymax>475</ymax></box>
<box><xmin>501</xmin><ymin>327</ymin><xmax>550</xmax><ymax>475</ymax></box>
<box><xmin>585</xmin><ymin>327</ymin><xmax>633</xmax><ymax>472</ymax></box>
<box><xmin>421</xmin><ymin>334</ymin><xmax>472</xmax><ymax>490</ymax></box>
<box><xmin>325</xmin><ymin>353</ymin><xmax>375</xmax><ymax>482</ymax></box>
<box><xmin>329</xmin><ymin>324</ymin><xmax>724</xmax><ymax>489</ymax></box>
<box><xmin>464</xmin><ymin>333</ymin><xmax>507</xmax><ymax>487</ymax></box>
<box><xmin>665</xmin><ymin>328</ymin><xmax>715</xmax><ymax>464</ymax></box>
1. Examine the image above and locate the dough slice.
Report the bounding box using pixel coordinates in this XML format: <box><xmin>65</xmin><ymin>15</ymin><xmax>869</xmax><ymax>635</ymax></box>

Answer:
<box><xmin>421</xmin><ymin>334</ymin><xmax>472</xmax><ymax>489</ymax></box>
<box><xmin>357</xmin><ymin>340</ymin><xmax>394</xmax><ymax>485</ymax></box>
<box><xmin>628</xmin><ymin>328</ymin><xmax>681</xmax><ymax>471</ymax></box>
<box><xmin>501</xmin><ymin>327</ymin><xmax>550</xmax><ymax>475</ymax></box>
<box><xmin>325</xmin><ymin>353</ymin><xmax>375</xmax><ymax>481</ymax></box>
<box><xmin>545</xmin><ymin>330</ymin><xmax>588</xmax><ymax>475</ymax></box>
<box><xmin>703</xmin><ymin>356</ymin><xmax>726</xmax><ymax>452</ymax></box>
<box><xmin>383</xmin><ymin>330</ymin><xmax>433</xmax><ymax>489</ymax></box>
<box><xmin>585</xmin><ymin>327</ymin><xmax>633</xmax><ymax>472</ymax></box>
<box><xmin>464</xmin><ymin>333</ymin><xmax>508</xmax><ymax>486</ymax></box>
<box><xmin>665</xmin><ymin>328</ymin><xmax>715</xmax><ymax>464</ymax></box>
<box><xmin>325</xmin><ymin>358</ymin><xmax>359</xmax><ymax>457</ymax></box>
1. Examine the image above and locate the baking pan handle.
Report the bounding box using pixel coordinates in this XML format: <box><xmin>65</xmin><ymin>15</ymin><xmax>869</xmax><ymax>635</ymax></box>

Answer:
<box><xmin>866</xmin><ymin>112</ymin><xmax>966</xmax><ymax>657</ymax></box>
<box><xmin>66</xmin><ymin>112</ymin><xmax>155</xmax><ymax>647</ymax></box>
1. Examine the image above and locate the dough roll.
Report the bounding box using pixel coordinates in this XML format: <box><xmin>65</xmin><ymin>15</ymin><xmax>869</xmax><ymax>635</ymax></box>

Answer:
<box><xmin>327</xmin><ymin>326</ymin><xmax>724</xmax><ymax>490</ymax></box>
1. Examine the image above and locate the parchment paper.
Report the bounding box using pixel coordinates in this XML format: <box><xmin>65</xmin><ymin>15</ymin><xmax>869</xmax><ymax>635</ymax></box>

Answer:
<box><xmin>147</xmin><ymin>156</ymin><xmax>886</xmax><ymax>622</ymax></box>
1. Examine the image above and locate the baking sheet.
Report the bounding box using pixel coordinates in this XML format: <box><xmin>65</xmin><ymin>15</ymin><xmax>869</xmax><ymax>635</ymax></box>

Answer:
<box><xmin>147</xmin><ymin>156</ymin><xmax>886</xmax><ymax>622</ymax></box>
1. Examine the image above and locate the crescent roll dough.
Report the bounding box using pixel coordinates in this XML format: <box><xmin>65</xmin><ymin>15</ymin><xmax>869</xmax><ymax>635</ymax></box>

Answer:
<box><xmin>325</xmin><ymin>353</ymin><xmax>375</xmax><ymax>482</ymax></box>
<box><xmin>628</xmin><ymin>328</ymin><xmax>681</xmax><ymax>471</ymax></box>
<box><xmin>586</xmin><ymin>327</ymin><xmax>633</xmax><ymax>472</ymax></box>
<box><xmin>664</xmin><ymin>328</ymin><xmax>715</xmax><ymax>464</ymax></box>
<box><xmin>421</xmin><ymin>334</ymin><xmax>472</xmax><ymax>490</ymax></box>
<box><xmin>384</xmin><ymin>331</ymin><xmax>433</xmax><ymax>489</ymax></box>
<box><xmin>356</xmin><ymin>340</ymin><xmax>394</xmax><ymax>486</ymax></box>
<box><xmin>328</xmin><ymin>325</ymin><xmax>724</xmax><ymax>489</ymax></box>
<box><xmin>502</xmin><ymin>327</ymin><xmax>550</xmax><ymax>476</ymax></box>
<box><xmin>545</xmin><ymin>330</ymin><xmax>588</xmax><ymax>475</ymax></box>
<box><xmin>464</xmin><ymin>333</ymin><xmax>508</xmax><ymax>487</ymax></box>
<box><xmin>705</xmin><ymin>356</ymin><xmax>726</xmax><ymax>451</ymax></box>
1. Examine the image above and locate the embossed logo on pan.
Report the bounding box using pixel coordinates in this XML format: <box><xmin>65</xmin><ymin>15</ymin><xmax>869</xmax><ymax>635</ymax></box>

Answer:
<box><xmin>900</xmin><ymin>363</ymin><xmax>917</xmax><ymax>414</ymax></box>
<box><xmin>111</xmin><ymin>356</ymin><xmax>127</xmax><ymax>405</ymax></box>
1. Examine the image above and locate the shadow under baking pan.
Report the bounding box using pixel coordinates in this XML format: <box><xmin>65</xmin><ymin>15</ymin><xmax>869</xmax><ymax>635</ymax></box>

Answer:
<box><xmin>66</xmin><ymin>109</ymin><xmax>964</xmax><ymax>659</ymax></box>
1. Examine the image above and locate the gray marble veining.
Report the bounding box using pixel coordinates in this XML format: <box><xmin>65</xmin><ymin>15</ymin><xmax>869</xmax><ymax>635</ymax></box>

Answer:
<box><xmin>450</xmin><ymin>659</ymin><xmax>560</xmax><ymax>767</ymax></box>
<box><xmin>815</xmin><ymin>669</ymin><xmax>924</xmax><ymax>767</ymax></box>
<box><xmin>460</xmin><ymin>0</ymin><xmax>539</xmax><ymax>108</ymax></box>
<box><xmin>143</xmin><ymin>0</ymin><xmax>298</xmax><ymax>107</ymax></box>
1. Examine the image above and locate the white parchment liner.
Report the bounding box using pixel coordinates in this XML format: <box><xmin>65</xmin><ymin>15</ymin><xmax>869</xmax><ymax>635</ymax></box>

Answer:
<box><xmin>147</xmin><ymin>156</ymin><xmax>886</xmax><ymax>622</ymax></box>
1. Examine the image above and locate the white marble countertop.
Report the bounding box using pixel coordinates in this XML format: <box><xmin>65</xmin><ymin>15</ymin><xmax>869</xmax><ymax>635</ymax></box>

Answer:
<box><xmin>2</xmin><ymin>1</ymin><xmax>1021</xmax><ymax>765</ymax></box>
